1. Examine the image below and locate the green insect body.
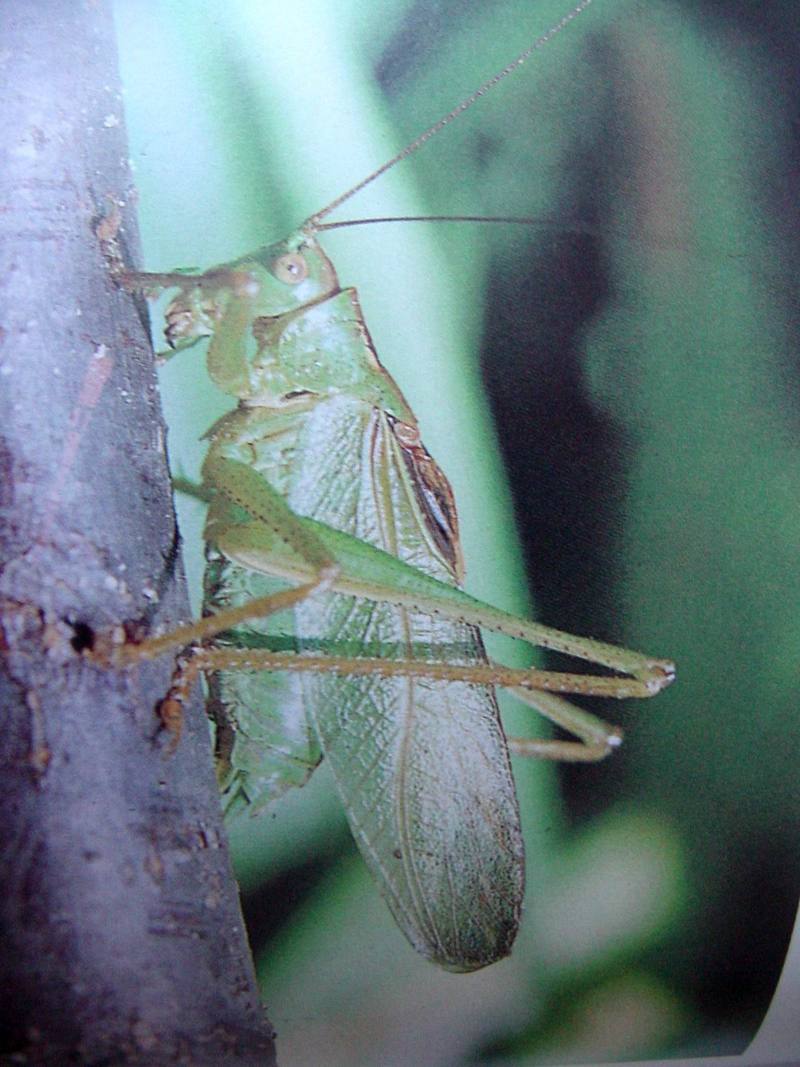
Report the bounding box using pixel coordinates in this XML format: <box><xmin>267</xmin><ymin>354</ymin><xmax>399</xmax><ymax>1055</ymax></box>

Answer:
<box><xmin>113</xmin><ymin>0</ymin><xmax>674</xmax><ymax>973</ymax></box>
<box><xmin>168</xmin><ymin>231</ymin><xmax>524</xmax><ymax>970</ymax></box>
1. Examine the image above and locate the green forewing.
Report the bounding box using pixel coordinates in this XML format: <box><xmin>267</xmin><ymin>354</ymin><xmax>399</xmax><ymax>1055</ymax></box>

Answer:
<box><xmin>291</xmin><ymin>396</ymin><xmax>524</xmax><ymax>969</ymax></box>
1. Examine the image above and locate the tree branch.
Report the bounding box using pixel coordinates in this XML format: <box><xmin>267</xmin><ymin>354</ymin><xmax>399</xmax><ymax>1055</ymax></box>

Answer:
<box><xmin>0</xmin><ymin>4</ymin><xmax>276</xmax><ymax>1062</ymax></box>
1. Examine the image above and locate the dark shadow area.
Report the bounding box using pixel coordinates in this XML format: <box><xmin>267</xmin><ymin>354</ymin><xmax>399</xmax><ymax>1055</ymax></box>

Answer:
<box><xmin>240</xmin><ymin>836</ymin><xmax>354</xmax><ymax>957</ymax></box>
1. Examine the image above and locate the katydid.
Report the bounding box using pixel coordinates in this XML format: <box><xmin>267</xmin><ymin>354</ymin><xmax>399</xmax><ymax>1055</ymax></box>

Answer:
<box><xmin>103</xmin><ymin>0</ymin><xmax>674</xmax><ymax>972</ymax></box>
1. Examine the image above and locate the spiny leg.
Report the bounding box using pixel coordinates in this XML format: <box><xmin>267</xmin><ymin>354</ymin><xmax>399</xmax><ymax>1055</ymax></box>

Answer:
<box><xmin>94</xmin><ymin>453</ymin><xmax>673</xmax><ymax>750</ymax></box>
<box><xmin>507</xmin><ymin>688</ymin><xmax>624</xmax><ymax>762</ymax></box>
<box><xmin>196</xmin><ymin>458</ymin><xmax>675</xmax><ymax>699</ymax></box>
<box><xmin>110</xmin><ymin>262</ymin><xmax>262</xmax><ymax>373</ymax></box>
<box><xmin>165</xmin><ymin>646</ymin><xmax>628</xmax><ymax>763</ymax></box>
<box><xmin>167</xmin><ymin>451</ymin><xmax>671</xmax><ymax>757</ymax></box>
<box><xmin>98</xmin><ymin>457</ymin><xmax>342</xmax><ymax>669</ymax></box>
<box><xmin>100</xmin><ymin>579</ymin><xmax>330</xmax><ymax>749</ymax></box>
<box><xmin>92</xmin><ymin>456</ymin><xmax>343</xmax><ymax>745</ymax></box>
<box><xmin>197</xmin><ymin>645</ymin><xmax>657</xmax><ymax>770</ymax></box>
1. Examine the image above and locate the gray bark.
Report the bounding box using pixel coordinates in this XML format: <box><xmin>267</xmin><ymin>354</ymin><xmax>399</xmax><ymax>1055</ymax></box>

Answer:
<box><xmin>0</xmin><ymin>3</ymin><xmax>276</xmax><ymax>1063</ymax></box>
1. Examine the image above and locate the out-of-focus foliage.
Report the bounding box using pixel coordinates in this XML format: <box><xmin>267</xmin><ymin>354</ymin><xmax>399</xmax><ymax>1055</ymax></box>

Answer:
<box><xmin>114</xmin><ymin>1</ymin><xmax>799</xmax><ymax>1064</ymax></box>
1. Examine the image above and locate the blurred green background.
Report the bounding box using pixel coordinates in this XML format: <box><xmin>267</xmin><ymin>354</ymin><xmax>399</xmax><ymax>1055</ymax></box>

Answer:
<box><xmin>114</xmin><ymin>1</ymin><xmax>799</xmax><ymax>1063</ymax></box>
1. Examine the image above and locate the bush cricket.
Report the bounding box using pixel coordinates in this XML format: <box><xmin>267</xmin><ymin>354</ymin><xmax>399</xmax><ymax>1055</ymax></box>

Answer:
<box><xmin>101</xmin><ymin>0</ymin><xmax>674</xmax><ymax>971</ymax></box>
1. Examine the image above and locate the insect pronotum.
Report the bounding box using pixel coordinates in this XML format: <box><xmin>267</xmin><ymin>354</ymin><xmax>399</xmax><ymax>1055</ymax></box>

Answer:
<box><xmin>102</xmin><ymin>0</ymin><xmax>674</xmax><ymax>972</ymax></box>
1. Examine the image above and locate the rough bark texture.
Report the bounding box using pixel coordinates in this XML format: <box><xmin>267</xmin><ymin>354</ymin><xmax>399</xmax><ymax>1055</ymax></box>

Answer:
<box><xmin>0</xmin><ymin>4</ymin><xmax>276</xmax><ymax>1063</ymax></box>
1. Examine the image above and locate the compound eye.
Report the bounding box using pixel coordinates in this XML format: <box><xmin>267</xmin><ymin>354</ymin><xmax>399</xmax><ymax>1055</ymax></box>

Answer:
<box><xmin>272</xmin><ymin>252</ymin><xmax>308</xmax><ymax>285</ymax></box>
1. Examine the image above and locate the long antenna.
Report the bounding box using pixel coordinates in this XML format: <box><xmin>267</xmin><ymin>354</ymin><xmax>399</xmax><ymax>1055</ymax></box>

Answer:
<box><xmin>304</xmin><ymin>0</ymin><xmax>595</xmax><ymax>231</ymax></box>
<box><xmin>315</xmin><ymin>214</ymin><xmax>564</xmax><ymax>232</ymax></box>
